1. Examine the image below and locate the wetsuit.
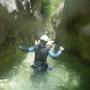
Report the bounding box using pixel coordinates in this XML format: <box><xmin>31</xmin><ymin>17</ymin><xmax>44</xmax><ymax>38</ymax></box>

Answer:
<box><xmin>23</xmin><ymin>44</ymin><xmax>62</xmax><ymax>70</ymax></box>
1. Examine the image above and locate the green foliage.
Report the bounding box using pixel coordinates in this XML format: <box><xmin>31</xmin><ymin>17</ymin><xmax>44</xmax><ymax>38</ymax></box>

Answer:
<box><xmin>41</xmin><ymin>0</ymin><xmax>51</xmax><ymax>18</ymax></box>
<box><xmin>50</xmin><ymin>0</ymin><xmax>64</xmax><ymax>16</ymax></box>
<box><xmin>41</xmin><ymin>0</ymin><xmax>63</xmax><ymax>18</ymax></box>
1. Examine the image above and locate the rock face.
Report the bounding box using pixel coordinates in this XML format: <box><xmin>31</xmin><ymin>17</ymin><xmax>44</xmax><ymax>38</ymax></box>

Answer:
<box><xmin>55</xmin><ymin>0</ymin><xmax>90</xmax><ymax>60</ymax></box>
<box><xmin>0</xmin><ymin>0</ymin><xmax>44</xmax><ymax>46</ymax></box>
<box><xmin>0</xmin><ymin>0</ymin><xmax>46</xmax><ymax>77</ymax></box>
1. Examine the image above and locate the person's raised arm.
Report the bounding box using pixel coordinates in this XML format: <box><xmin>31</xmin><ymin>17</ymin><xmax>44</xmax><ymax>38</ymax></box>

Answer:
<box><xmin>49</xmin><ymin>46</ymin><xmax>64</xmax><ymax>59</ymax></box>
<box><xmin>19</xmin><ymin>46</ymin><xmax>34</xmax><ymax>52</ymax></box>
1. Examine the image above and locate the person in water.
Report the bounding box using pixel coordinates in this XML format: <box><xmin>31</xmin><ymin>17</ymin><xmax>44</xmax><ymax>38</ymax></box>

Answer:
<box><xmin>19</xmin><ymin>35</ymin><xmax>64</xmax><ymax>71</ymax></box>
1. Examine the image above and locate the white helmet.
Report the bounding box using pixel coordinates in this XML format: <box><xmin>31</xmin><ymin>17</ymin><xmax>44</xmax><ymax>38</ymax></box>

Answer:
<box><xmin>40</xmin><ymin>35</ymin><xmax>48</xmax><ymax>42</ymax></box>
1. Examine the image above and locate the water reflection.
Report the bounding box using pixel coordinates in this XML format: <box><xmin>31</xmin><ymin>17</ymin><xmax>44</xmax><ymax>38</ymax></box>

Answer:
<box><xmin>30</xmin><ymin>71</ymin><xmax>48</xmax><ymax>90</ymax></box>
<box><xmin>0</xmin><ymin>53</ymin><xmax>89</xmax><ymax>90</ymax></box>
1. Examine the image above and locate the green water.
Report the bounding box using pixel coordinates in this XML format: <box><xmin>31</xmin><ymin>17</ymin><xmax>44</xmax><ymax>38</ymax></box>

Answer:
<box><xmin>0</xmin><ymin>53</ymin><xmax>90</xmax><ymax>90</ymax></box>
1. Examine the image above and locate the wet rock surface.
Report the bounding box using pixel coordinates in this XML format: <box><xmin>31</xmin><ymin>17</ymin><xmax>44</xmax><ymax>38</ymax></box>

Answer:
<box><xmin>54</xmin><ymin>0</ymin><xmax>90</xmax><ymax>61</ymax></box>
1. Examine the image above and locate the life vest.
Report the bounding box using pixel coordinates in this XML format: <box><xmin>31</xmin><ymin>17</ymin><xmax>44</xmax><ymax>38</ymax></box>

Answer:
<box><xmin>34</xmin><ymin>45</ymin><xmax>50</xmax><ymax>64</ymax></box>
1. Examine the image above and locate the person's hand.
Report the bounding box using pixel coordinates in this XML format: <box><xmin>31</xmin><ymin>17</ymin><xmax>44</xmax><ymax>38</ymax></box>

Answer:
<box><xmin>59</xmin><ymin>46</ymin><xmax>64</xmax><ymax>51</ymax></box>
